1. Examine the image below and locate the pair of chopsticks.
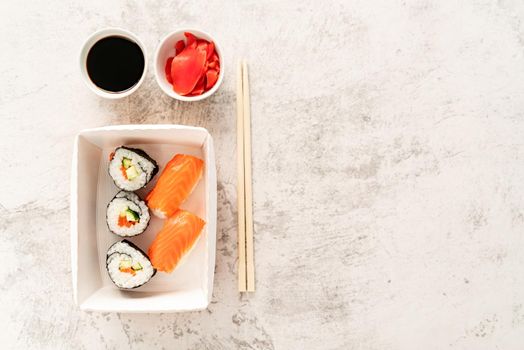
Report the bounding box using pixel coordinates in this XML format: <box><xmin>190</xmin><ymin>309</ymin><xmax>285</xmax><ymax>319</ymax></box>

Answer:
<box><xmin>237</xmin><ymin>60</ymin><xmax>255</xmax><ymax>292</ymax></box>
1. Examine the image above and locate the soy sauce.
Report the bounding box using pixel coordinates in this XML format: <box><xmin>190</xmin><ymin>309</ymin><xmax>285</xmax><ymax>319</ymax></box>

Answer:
<box><xmin>86</xmin><ymin>36</ymin><xmax>145</xmax><ymax>93</ymax></box>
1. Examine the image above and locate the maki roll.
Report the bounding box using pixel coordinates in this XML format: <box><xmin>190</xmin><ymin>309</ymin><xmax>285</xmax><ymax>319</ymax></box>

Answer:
<box><xmin>106</xmin><ymin>191</ymin><xmax>150</xmax><ymax>237</ymax></box>
<box><xmin>109</xmin><ymin>146</ymin><xmax>158</xmax><ymax>191</ymax></box>
<box><xmin>106</xmin><ymin>240</ymin><xmax>156</xmax><ymax>289</ymax></box>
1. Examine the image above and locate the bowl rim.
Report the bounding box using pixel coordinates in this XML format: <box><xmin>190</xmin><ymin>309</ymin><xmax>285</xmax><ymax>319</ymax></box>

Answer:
<box><xmin>79</xmin><ymin>27</ymin><xmax>148</xmax><ymax>99</ymax></box>
<box><xmin>153</xmin><ymin>28</ymin><xmax>224</xmax><ymax>102</ymax></box>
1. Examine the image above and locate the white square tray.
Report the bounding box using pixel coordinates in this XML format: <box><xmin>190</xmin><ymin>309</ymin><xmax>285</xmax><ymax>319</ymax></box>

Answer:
<box><xmin>71</xmin><ymin>125</ymin><xmax>216</xmax><ymax>313</ymax></box>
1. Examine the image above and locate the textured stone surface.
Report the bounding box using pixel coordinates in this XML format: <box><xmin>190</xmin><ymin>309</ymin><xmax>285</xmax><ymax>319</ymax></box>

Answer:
<box><xmin>2</xmin><ymin>0</ymin><xmax>524</xmax><ymax>349</ymax></box>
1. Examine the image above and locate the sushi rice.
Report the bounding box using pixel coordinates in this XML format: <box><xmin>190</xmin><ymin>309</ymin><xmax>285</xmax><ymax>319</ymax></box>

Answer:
<box><xmin>106</xmin><ymin>240</ymin><xmax>156</xmax><ymax>289</ymax></box>
<box><xmin>109</xmin><ymin>146</ymin><xmax>158</xmax><ymax>191</ymax></box>
<box><xmin>106</xmin><ymin>191</ymin><xmax>150</xmax><ymax>237</ymax></box>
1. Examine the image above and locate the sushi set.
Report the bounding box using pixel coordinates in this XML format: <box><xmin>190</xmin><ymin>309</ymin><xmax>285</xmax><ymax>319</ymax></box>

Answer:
<box><xmin>71</xmin><ymin>125</ymin><xmax>216</xmax><ymax>312</ymax></box>
<box><xmin>104</xmin><ymin>147</ymin><xmax>205</xmax><ymax>289</ymax></box>
<box><xmin>73</xmin><ymin>27</ymin><xmax>253</xmax><ymax>313</ymax></box>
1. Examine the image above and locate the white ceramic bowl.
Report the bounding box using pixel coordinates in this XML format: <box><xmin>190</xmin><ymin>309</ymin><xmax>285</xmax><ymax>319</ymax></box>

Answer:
<box><xmin>79</xmin><ymin>28</ymin><xmax>147</xmax><ymax>99</ymax></box>
<box><xmin>154</xmin><ymin>29</ymin><xmax>224</xmax><ymax>101</ymax></box>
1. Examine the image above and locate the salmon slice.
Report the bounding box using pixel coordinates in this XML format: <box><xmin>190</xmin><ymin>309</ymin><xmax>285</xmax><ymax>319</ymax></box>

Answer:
<box><xmin>146</xmin><ymin>154</ymin><xmax>204</xmax><ymax>218</ymax></box>
<box><xmin>148</xmin><ymin>210</ymin><xmax>206</xmax><ymax>273</ymax></box>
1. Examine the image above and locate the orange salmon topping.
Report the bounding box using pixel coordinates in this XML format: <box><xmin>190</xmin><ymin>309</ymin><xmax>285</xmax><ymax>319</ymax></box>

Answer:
<box><xmin>148</xmin><ymin>210</ymin><xmax>206</xmax><ymax>273</ymax></box>
<box><xmin>146</xmin><ymin>154</ymin><xmax>204</xmax><ymax>218</ymax></box>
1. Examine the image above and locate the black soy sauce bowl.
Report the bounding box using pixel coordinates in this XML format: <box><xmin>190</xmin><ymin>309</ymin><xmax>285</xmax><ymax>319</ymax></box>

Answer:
<box><xmin>79</xmin><ymin>28</ymin><xmax>147</xmax><ymax>99</ymax></box>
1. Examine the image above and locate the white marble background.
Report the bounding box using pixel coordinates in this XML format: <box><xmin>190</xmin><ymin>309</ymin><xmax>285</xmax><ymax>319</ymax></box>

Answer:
<box><xmin>2</xmin><ymin>0</ymin><xmax>524</xmax><ymax>349</ymax></box>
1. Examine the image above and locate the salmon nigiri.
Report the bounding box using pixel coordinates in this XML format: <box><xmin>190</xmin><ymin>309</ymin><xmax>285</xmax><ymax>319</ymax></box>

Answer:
<box><xmin>146</xmin><ymin>154</ymin><xmax>204</xmax><ymax>218</ymax></box>
<box><xmin>148</xmin><ymin>210</ymin><xmax>206</xmax><ymax>273</ymax></box>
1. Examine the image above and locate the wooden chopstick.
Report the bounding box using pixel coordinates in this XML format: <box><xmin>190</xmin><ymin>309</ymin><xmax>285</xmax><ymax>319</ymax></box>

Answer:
<box><xmin>236</xmin><ymin>61</ymin><xmax>247</xmax><ymax>292</ymax></box>
<box><xmin>242</xmin><ymin>60</ymin><xmax>255</xmax><ymax>292</ymax></box>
